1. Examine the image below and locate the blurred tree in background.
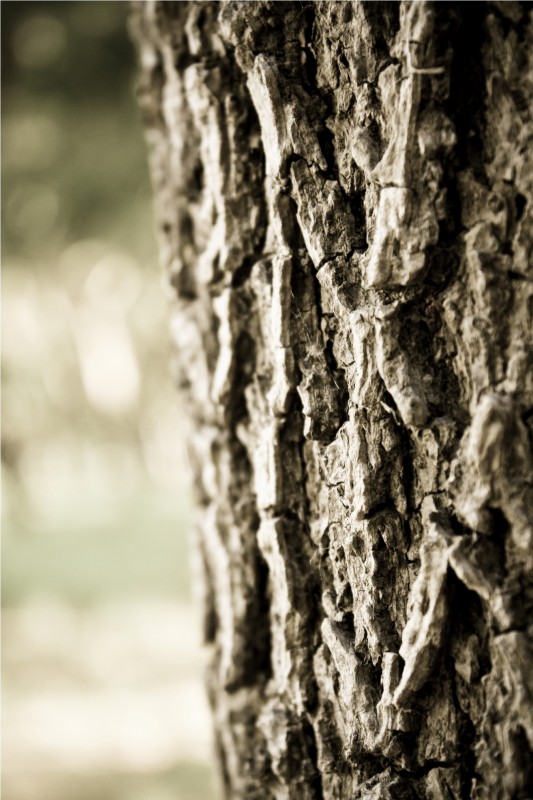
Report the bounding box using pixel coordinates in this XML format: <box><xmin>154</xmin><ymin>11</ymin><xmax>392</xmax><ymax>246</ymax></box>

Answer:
<box><xmin>2</xmin><ymin>4</ymin><xmax>217</xmax><ymax>799</ymax></box>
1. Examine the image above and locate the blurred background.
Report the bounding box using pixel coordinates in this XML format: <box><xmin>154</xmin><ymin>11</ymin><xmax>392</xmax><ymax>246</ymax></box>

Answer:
<box><xmin>2</xmin><ymin>3</ymin><xmax>217</xmax><ymax>799</ymax></box>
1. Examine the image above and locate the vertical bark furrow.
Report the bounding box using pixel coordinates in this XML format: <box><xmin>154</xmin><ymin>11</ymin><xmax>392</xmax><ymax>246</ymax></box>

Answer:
<box><xmin>132</xmin><ymin>2</ymin><xmax>533</xmax><ymax>797</ymax></box>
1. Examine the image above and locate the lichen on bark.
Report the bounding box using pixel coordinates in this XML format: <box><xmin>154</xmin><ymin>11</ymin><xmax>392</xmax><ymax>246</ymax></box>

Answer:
<box><xmin>132</xmin><ymin>2</ymin><xmax>533</xmax><ymax>797</ymax></box>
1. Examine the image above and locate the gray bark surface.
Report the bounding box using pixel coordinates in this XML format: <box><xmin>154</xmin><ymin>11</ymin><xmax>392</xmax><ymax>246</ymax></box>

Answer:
<box><xmin>131</xmin><ymin>2</ymin><xmax>533</xmax><ymax>797</ymax></box>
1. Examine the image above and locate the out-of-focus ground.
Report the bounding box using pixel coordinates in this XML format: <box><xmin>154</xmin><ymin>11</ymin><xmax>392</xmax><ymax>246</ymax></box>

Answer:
<box><xmin>2</xmin><ymin>3</ymin><xmax>218</xmax><ymax>798</ymax></box>
<box><xmin>3</xmin><ymin>601</ymin><xmax>215</xmax><ymax>800</ymax></box>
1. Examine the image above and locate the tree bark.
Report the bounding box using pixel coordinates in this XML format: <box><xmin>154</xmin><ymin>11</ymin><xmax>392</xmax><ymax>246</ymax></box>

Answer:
<box><xmin>131</xmin><ymin>2</ymin><xmax>533</xmax><ymax>797</ymax></box>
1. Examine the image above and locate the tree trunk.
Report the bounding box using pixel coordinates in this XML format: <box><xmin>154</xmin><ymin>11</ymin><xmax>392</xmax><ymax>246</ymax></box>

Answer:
<box><xmin>131</xmin><ymin>2</ymin><xmax>533</xmax><ymax>797</ymax></box>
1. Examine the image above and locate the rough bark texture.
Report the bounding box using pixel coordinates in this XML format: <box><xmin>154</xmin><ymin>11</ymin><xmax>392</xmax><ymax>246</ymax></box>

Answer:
<box><xmin>131</xmin><ymin>3</ymin><xmax>533</xmax><ymax>798</ymax></box>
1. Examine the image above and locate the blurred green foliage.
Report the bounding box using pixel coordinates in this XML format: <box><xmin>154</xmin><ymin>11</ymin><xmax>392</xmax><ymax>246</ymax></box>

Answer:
<box><xmin>2</xmin><ymin>1</ymin><xmax>153</xmax><ymax>261</ymax></box>
<box><xmin>2</xmin><ymin>1</ymin><xmax>197</xmax><ymax>607</ymax></box>
<box><xmin>2</xmin><ymin>4</ymin><xmax>218</xmax><ymax>799</ymax></box>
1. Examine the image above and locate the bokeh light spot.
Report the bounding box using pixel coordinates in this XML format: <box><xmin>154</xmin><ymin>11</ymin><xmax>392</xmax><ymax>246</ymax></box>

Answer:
<box><xmin>13</xmin><ymin>15</ymin><xmax>67</xmax><ymax>70</ymax></box>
